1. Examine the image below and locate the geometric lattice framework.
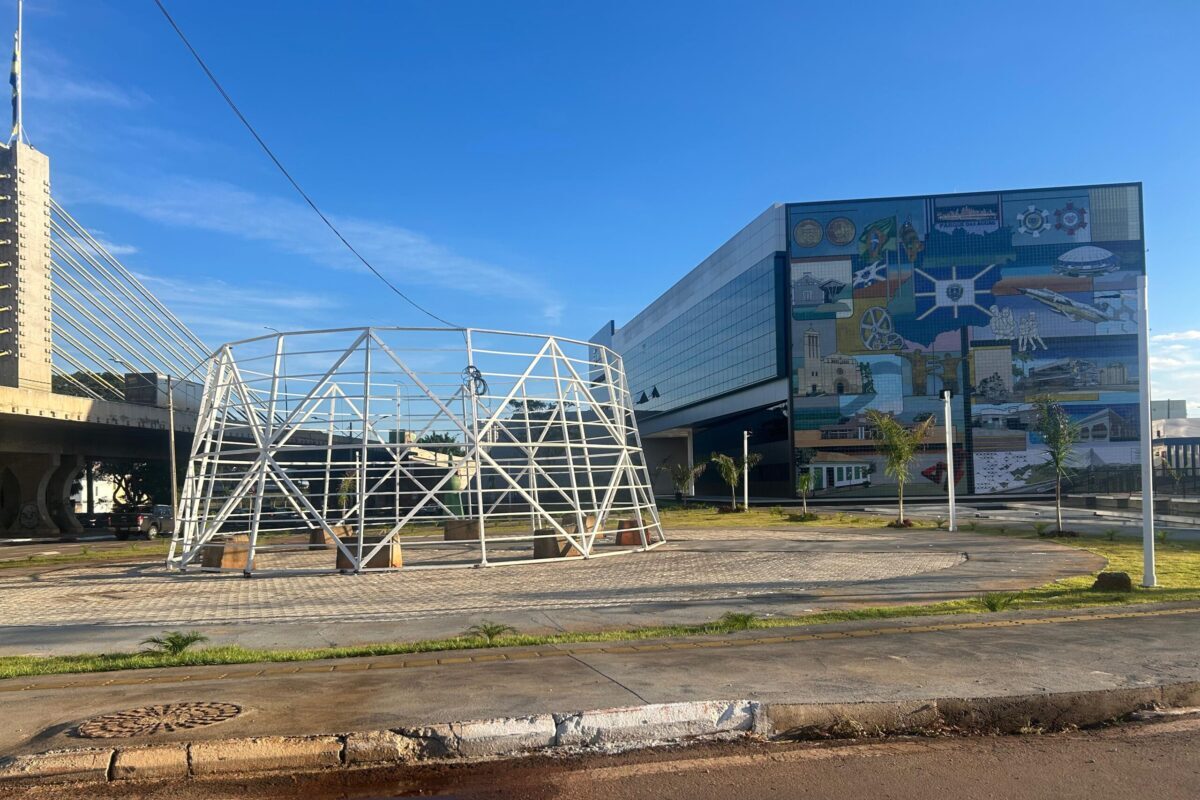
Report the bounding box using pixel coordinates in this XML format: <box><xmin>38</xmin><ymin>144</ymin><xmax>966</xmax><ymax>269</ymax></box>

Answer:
<box><xmin>170</xmin><ymin>327</ymin><xmax>664</xmax><ymax>574</ymax></box>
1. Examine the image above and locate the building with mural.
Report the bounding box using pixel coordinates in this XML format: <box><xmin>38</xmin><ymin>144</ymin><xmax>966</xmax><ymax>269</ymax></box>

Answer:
<box><xmin>593</xmin><ymin>183</ymin><xmax>1145</xmax><ymax>500</ymax></box>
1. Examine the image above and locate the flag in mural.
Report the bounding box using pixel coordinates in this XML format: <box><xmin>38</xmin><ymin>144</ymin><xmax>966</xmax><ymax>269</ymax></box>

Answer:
<box><xmin>858</xmin><ymin>217</ymin><xmax>896</xmax><ymax>262</ymax></box>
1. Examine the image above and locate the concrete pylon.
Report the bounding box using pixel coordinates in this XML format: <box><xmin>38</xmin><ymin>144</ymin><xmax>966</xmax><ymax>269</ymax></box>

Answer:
<box><xmin>0</xmin><ymin>452</ymin><xmax>82</xmax><ymax>537</ymax></box>
<box><xmin>0</xmin><ymin>141</ymin><xmax>52</xmax><ymax>392</ymax></box>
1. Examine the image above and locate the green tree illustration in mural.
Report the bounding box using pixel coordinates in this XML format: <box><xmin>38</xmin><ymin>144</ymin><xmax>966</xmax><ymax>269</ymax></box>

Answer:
<box><xmin>710</xmin><ymin>452</ymin><xmax>763</xmax><ymax>511</ymax></box>
<box><xmin>858</xmin><ymin>362</ymin><xmax>876</xmax><ymax>394</ymax></box>
<box><xmin>1033</xmin><ymin>395</ymin><xmax>1081</xmax><ymax>534</ymax></box>
<box><xmin>864</xmin><ymin>410</ymin><xmax>936</xmax><ymax>526</ymax></box>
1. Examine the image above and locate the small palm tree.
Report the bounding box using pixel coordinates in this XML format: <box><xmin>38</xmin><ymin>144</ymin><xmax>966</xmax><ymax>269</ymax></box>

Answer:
<box><xmin>864</xmin><ymin>410</ymin><xmax>936</xmax><ymax>526</ymax></box>
<box><xmin>797</xmin><ymin>471</ymin><xmax>814</xmax><ymax>516</ymax></box>
<box><xmin>710</xmin><ymin>452</ymin><xmax>763</xmax><ymax>511</ymax></box>
<box><xmin>465</xmin><ymin>620</ymin><xmax>516</xmax><ymax>643</ymax></box>
<box><xmin>336</xmin><ymin>471</ymin><xmax>357</xmax><ymax>511</ymax></box>
<box><xmin>1034</xmin><ymin>396</ymin><xmax>1080</xmax><ymax>534</ymax></box>
<box><xmin>669</xmin><ymin>462</ymin><xmax>707</xmax><ymax>505</ymax></box>
<box><xmin>140</xmin><ymin>630</ymin><xmax>208</xmax><ymax>656</ymax></box>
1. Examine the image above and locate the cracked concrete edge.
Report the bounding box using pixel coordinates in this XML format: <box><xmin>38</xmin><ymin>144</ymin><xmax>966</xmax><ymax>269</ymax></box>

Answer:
<box><xmin>3</xmin><ymin>682</ymin><xmax>1198</xmax><ymax>786</ymax></box>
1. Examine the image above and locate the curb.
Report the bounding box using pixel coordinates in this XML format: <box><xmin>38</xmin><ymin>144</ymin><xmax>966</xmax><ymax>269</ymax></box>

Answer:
<box><xmin>2</xmin><ymin>683</ymin><xmax>1198</xmax><ymax>786</ymax></box>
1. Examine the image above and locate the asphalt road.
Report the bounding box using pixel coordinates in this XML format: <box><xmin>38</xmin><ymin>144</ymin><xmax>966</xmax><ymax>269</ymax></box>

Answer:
<box><xmin>388</xmin><ymin>713</ymin><xmax>1200</xmax><ymax>800</ymax></box>
<box><xmin>11</xmin><ymin>712</ymin><xmax>1197</xmax><ymax>799</ymax></box>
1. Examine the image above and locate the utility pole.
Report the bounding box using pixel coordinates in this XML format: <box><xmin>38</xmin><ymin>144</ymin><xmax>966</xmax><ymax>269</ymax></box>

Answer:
<box><xmin>939</xmin><ymin>389</ymin><xmax>956</xmax><ymax>532</ymax></box>
<box><xmin>743</xmin><ymin>430</ymin><xmax>751</xmax><ymax>511</ymax></box>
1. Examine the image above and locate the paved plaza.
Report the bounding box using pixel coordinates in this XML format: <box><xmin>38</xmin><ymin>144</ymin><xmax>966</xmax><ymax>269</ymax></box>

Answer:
<box><xmin>0</xmin><ymin>526</ymin><xmax>1102</xmax><ymax>656</ymax></box>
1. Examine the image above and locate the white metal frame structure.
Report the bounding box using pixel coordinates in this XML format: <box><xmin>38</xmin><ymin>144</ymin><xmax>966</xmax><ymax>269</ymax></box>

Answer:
<box><xmin>171</xmin><ymin>327</ymin><xmax>665</xmax><ymax>574</ymax></box>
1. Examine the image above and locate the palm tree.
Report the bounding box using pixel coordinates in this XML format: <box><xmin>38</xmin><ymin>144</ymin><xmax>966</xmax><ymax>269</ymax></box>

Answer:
<box><xmin>710</xmin><ymin>451</ymin><xmax>763</xmax><ymax>511</ymax></box>
<box><xmin>864</xmin><ymin>410</ymin><xmax>936</xmax><ymax>526</ymax></box>
<box><xmin>797</xmin><ymin>471</ymin><xmax>814</xmax><ymax>517</ymax></box>
<box><xmin>1033</xmin><ymin>395</ymin><xmax>1080</xmax><ymax>534</ymax></box>
<box><xmin>668</xmin><ymin>462</ymin><xmax>707</xmax><ymax>505</ymax></box>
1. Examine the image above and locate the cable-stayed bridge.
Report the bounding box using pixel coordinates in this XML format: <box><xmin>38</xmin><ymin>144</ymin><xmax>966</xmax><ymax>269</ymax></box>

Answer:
<box><xmin>1</xmin><ymin>140</ymin><xmax>207</xmax><ymax>536</ymax></box>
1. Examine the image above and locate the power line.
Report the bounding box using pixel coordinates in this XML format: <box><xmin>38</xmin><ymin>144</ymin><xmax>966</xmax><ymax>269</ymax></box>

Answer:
<box><xmin>151</xmin><ymin>0</ymin><xmax>458</xmax><ymax>329</ymax></box>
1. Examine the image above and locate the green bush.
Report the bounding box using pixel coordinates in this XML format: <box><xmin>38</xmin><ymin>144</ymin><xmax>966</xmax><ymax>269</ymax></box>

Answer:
<box><xmin>140</xmin><ymin>630</ymin><xmax>209</xmax><ymax>656</ymax></box>
<box><xmin>979</xmin><ymin>592</ymin><xmax>1019</xmax><ymax>613</ymax></box>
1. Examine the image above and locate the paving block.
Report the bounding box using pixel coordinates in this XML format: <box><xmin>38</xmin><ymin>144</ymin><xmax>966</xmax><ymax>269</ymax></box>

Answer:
<box><xmin>189</xmin><ymin>736</ymin><xmax>342</xmax><ymax>776</ymax></box>
<box><xmin>110</xmin><ymin>745</ymin><xmax>189</xmax><ymax>781</ymax></box>
<box><xmin>0</xmin><ymin>748</ymin><xmax>112</xmax><ymax>785</ymax></box>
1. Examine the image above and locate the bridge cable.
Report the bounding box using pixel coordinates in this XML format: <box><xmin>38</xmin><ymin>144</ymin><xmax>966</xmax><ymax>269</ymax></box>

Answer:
<box><xmin>151</xmin><ymin>0</ymin><xmax>460</xmax><ymax>329</ymax></box>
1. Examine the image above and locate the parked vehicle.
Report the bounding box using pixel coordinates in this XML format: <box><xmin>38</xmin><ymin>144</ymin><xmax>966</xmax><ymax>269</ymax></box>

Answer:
<box><xmin>110</xmin><ymin>504</ymin><xmax>175</xmax><ymax>540</ymax></box>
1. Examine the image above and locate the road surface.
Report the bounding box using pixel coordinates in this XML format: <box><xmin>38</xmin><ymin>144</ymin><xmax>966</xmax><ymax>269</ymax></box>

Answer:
<box><xmin>10</xmin><ymin>712</ymin><xmax>1197</xmax><ymax>799</ymax></box>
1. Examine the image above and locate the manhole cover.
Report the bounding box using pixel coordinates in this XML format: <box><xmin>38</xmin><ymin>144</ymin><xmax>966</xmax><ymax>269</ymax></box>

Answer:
<box><xmin>76</xmin><ymin>702</ymin><xmax>242</xmax><ymax>738</ymax></box>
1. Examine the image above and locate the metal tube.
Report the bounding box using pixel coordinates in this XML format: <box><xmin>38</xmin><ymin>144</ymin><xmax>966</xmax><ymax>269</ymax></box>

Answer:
<box><xmin>942</xmin><ymin>389</ymin><xmax>956</xmax><ymax>532</ymax></box>
<box><xmin>1137</xmin><ymin>274</ymin><xmax>1157</xmax><ymax>587</ymax></box>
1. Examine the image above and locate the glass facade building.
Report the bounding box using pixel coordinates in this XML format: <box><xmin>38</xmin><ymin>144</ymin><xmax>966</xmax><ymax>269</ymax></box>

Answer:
<box><xmin>624</xmin><ymin>254</ymin><xmax>782</xmax><ymax>414</ymax></box>
<box><xmin>599</xmin><ymin>183</ymin><xmax>1147</xmax><ymax>500</ymax></box>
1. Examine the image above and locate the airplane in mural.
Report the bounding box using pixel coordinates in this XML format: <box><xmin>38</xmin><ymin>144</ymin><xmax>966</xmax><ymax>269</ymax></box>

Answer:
<box><xmin>1017</xmin><ymin>287</ymin><xmax>1124</xmax><ymax>324</ymax></box>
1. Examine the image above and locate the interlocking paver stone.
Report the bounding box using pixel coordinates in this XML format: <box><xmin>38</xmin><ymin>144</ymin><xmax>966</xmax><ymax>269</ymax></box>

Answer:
<box><xmin>0</xmin><ymin>528</ymin><xmax>962</xmax><ymax>628</ymax></box>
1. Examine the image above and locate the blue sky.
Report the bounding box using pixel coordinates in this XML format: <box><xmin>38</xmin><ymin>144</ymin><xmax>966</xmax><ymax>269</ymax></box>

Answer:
<box><xmin>20</xmin><ymin>0</ymin><xmax>1200</xmax><ymax>407</ymax></box>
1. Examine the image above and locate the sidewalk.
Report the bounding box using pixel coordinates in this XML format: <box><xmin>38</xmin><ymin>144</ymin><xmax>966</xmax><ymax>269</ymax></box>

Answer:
<box><xmin>4</xmin><ymin>602</ymin><xmax>1199</xmax><ymax>760</ymax></box>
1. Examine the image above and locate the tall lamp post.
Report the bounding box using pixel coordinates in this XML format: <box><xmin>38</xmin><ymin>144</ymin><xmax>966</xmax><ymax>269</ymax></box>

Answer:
<box><xmin>939</xmin><ymin>389</ymin><xmax>957</xmax><ymax>532</ymax></box>
<box><xmin>743</xmin><ymin>430</ymin><xmax>751</xmax><ymax>511</ymax></box>
<box><xmin>1137</xmin><ymin>274</ymin><xmax>1157</xmax><ymax>587</ymax></box>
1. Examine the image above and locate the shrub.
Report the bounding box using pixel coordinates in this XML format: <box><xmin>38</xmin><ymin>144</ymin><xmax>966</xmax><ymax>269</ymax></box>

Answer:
<box><xmin>1104</xmin><ymin>528</ymin><xmax>1119</xmax><ymax>542</ymax></box>
<box><xmin>140</xmin><ymin>630</ymin><xmax>209</xmax><ymax>656</ymax></box>
<box><xmin>1032</xmin><ymin>521</ymin><xmax>1051</xmax><ymax>537</ymax></box>
<box><xmin>979</xmin><ymin>592</ymin><xmax>1019</xmax><ymax>613</ymax></box>
<box><xmin>464</xmin><ymin>621</ymin><xmax>517</xmax><ymax>643</ymax></box>
<box><xmin>934</xmin><ymin>517</ymin><xmax>948</xmax><ymax>530</ymax></box>
<box><xmin>1156</xmin><ymin>529</ymin><xmax>1170</xmax><ymax>544</ymax></box>
<box><xmin>716</xmin><ymin>612</ymin><xmax>756</xmax><ymax>631</ymax></box>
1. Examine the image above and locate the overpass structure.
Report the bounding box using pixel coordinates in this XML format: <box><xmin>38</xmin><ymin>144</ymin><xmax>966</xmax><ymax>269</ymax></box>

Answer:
<box><xmin>0</xmin><ymin>138</ymin><xmax>207</xmax><ymax>536</ymax></box>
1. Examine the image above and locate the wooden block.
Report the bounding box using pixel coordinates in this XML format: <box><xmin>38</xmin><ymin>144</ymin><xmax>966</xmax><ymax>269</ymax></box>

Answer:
<box><xmin>533</xmin><ymin>528</ymin><xmax>582</xmax><ymax>559</ymax></box>
<box><xmin>335</xmin><ymin>537</ymin><xmax>404</xmax><ymax>570</ymax></box>
<box><xmin>201</xmin><ymin>534</ymin><xmax>250</xmax><ymax>570</ymax></box>
<box><xmin>443</xmin><ymin>519</ymin><xmax>481</xmax><ymax>541</ymax></box>
<box><xmin>614</xmin><ymin>519</ymin><xmax>646</xmax><ymax>546</ymax></box>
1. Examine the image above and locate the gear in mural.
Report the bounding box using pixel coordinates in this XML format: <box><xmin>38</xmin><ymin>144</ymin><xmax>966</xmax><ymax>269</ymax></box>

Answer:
<box><xmin>1017</xmin><ymin>205</ymin><xmax>1049</xmax><ymax>237</ymax></box>
<box><xmin>1054</xmin><ymin>202</ymin><xmax>1088</xmax><ymax>236</ymax></box>
<box><xmin>859</xmin><ymin>306</ymin><xmax>904</xmax><ymax>351</ymax></box>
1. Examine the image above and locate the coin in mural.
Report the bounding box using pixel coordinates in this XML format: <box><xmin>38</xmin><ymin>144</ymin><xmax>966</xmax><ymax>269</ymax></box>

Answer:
<box><xmin>826</xmin><ymin>217</ymin><xmax>856</xmax><ymax>246</ymax></box>
<box><xmin>793</xmin><ymin>218</ymin><xmax>823</xmax><ymax>247</ymax></box>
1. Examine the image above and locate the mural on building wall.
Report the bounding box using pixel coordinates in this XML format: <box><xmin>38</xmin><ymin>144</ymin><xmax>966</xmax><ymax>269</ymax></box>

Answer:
<box><xmin>787</xmin><ymin>184</ymin><xmax>1144</xmax><ymax>497</ymax></box>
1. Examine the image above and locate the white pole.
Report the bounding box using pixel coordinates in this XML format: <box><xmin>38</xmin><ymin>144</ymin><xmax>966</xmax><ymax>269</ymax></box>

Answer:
<box><xmin>941</xmin><ymin>389</ymin><xmax>956</xmax><ymax>532</ymax></box>
<box><xmin>13</xmin><ymin>0</ymin><xmax>21</xmax><ymax>145</ymax></box>
<box><xmin>743</xmin><ymin>430</ymin><xmax>750</xmax><ymax>511</ymax></box>
<box><xmin>1137</xmin><ymin>274</ymin><xmax>1157</xmax><ymax>587</ymax></box>
<box><xmin>167</xmin><ymin>373</ymin><xmax>178</xmax><ymax>517</ymax></box>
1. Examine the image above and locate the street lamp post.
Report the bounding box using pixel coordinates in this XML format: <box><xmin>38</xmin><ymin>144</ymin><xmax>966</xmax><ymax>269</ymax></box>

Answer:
<box><xmin>1137</xmin><ymin>274</ymin><xmax>1157</xmax><ymax>587</ymax></box>
<box><xmin>743</xmin><ymin>430</ymin><xmax>751</xmax><ymax>511</ymax></box>
<box><xmin>939</xmin><ymin>389</ymin><xmax>956</xmax><ymax>532</ymax></box>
